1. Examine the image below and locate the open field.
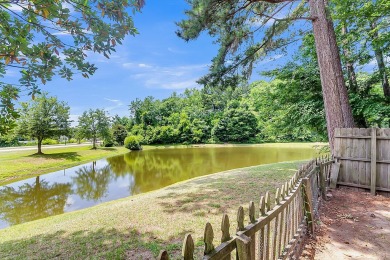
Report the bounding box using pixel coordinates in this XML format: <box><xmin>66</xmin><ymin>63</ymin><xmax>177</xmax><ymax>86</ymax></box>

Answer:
<box><xmin>0</xmin><ymin>145</ymin><xmax>129</xmax><ymax>185</ymax></box>
<box><xmin>0</xmin><ymin>160</ymin><xmax>305</xmax><ymax>259</ymax></box>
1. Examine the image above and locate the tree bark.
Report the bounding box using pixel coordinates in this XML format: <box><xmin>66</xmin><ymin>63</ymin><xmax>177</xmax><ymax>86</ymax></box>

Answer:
<box><xmin>308</xmin><ymin>0</ymin><xmax>355</xmax><ymax>152</ymax></box>
<box><xmin>37</xmin><ymin>138</ymin><xmax>43</xmax><ymax>154</ymax></box>
<box><xmin>370</xmin><ymin>21</ymin><xmax>390</xmax><ymax>97</ymax></box>
<box><xmin>92</xmin><ymin>136</ymin><xmax>96</xmax><ymax>149</ymax></box>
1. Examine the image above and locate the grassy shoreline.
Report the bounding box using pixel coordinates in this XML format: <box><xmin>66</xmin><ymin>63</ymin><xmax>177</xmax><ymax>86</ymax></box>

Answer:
<box><xmin>0</xmin><ymin>160</ymin><xmax>307</xmax><ymax>259</ymax></box>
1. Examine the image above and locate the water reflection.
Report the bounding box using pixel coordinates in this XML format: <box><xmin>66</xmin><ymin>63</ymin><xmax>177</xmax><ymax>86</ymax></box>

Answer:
<box><xmin>0</xmin><ymin>176</ymin><xmax>71</xmax><ymax>226</ymax></box>
<box><xmin>72</xmin><ymin>162</ymin><xmax>111</xmax><ymax>201</ymax></box>
<box><xmin>0</xmin><ymin>145</ymin><xmax>317</xmax><ymax>228</ymax></box>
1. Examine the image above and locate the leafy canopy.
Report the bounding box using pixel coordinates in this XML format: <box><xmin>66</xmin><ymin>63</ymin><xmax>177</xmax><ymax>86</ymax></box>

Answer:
<box><xmin>16</xmin><ymin>92</ymin><xmax>70</xmax><ymax>152</ymax></box>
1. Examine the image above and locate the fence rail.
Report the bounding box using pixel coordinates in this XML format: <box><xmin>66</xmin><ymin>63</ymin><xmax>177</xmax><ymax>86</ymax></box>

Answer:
<box><xmin>158</xmin><ymin>156</ymin><xmax>332</xmax><ymax>260</ymax></box>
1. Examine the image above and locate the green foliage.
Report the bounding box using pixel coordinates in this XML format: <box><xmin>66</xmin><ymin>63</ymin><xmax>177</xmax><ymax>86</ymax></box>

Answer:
<box><xmin>42</xmin><ymin>138</ymin><xmax>59</xmax><ymax>145</ymax></box>
<box><xmin>124</xmin><ymin>135</ymin><xmax>142</xmax><ymax>150</ymax></box>
<box><xmin>211</xmin><ymin>101</ymin><xmax>257</xmax><ymax>142</ymax></box>
<box><xmin>0</xmin><ymin>85</ymin><xmax>19</xmax><ymax>135</ymax></box>
<box><xmin>78</xmin><ymin>109</ymin><xmax>110</xmax><ymax>149</ymax></box>
<box><xmin>0</xmin><ymin>134</ymin><xmax>19</xmax><ymax>147</ymax></box>
<box><xmin>112</xmin><ymin>124</ymin><xmax>128</xmax><ymax>145</ymax></box>
<box><xmin>16</xmin><ymin>93</ymin><xmax>70</xmax><ymax>153</ymax></box>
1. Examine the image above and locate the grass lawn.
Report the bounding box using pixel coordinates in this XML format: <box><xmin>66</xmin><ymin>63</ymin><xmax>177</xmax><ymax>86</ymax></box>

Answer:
<box><xmin>0</xmin><ymin>160</ymin><xmax>306</xmax><ymax>259</ymax></box>
<box><xmin>0</xmin><ymin>145</ymin><xmax>129</xmax><ymax>185</ymax></box>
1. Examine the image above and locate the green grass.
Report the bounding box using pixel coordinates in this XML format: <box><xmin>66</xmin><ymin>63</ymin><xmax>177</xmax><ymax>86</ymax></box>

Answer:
<box><xmin>0</xmin><ymin>145</ymin><xmax>129</xmax><ymax>185</ymax></box>
<box><xmin>0</xmin><ymin>160</ymin><xmax>307</xmax><ymax>259</ymax></box>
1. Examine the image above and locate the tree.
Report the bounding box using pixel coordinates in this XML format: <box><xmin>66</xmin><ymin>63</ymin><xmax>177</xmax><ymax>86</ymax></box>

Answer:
<box><xmin>212</xmin><ymin>100</ymin><xmax>257</xmax><ymax>142</ymax></box>
<box><xmin>16</xmin><ymin>93</ymin><xmax>70</xmax><ymax>154</ymax></box>
<box><xmin>177</xmin><ymin>0</ymin><xmax>355</xmax><ymax>150</ymax></box>
<box><xmin>0</xmin><ymin>85</ymin><xmax>19</xmax><ymax>135</ymax></box>
<box><xmin>0</xmin><ymin>0</ymin><xmax>144</xmax><ymax>99</ymax></box>
<box><xmin>78</xmin><ymin>109</ymin><xmax>110</xmax><ymax>149</ymax></box>
<box><xmin>112</xmin><ymin>124</ymin><xmax>128</xmax><ymax>145</ymax></box>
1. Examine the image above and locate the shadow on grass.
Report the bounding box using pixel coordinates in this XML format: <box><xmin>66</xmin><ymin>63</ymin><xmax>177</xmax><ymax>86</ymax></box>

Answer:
<box><xmin>0</xmin><ymin>227</ymin><xmax>201</xmax><ymax>259</ymax></box>
<box><xmin>27</xmin><ymin>152</ymin><xmax>82</xmax><ymax>161</ymax></box>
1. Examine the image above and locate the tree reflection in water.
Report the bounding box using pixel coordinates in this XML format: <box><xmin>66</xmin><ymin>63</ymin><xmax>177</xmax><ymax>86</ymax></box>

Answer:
<box><xmin>72</xmin><ymin>161</ymin><xmax>112</xmax><ymax>201</ymax></box>
<box><xmin>0</xmin><ymin>176</ymin><xmax>72</xmax><ymax>226</ymax></box>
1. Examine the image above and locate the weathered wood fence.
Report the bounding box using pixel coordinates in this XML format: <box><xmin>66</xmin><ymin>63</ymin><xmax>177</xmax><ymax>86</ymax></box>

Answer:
<box><xmin>333</xmin><ymin>128</ymin><xmax>390</xmax><ymax>195</ymax></box>
<box><xmin>158</xmin><ymin>157</ymin><xmax>333</xmax><ymax>260</ymax></box>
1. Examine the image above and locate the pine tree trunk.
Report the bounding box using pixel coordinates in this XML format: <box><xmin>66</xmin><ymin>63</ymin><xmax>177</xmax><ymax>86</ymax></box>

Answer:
<box><xmin>308</xmin><ymin>0</ymin><xmax>355</xmax><ymax>151</ymax></box>
<box><xmin>370</xmin><ymin>22</ymin><xmax>390</xmax><ymax>97</ymax></box>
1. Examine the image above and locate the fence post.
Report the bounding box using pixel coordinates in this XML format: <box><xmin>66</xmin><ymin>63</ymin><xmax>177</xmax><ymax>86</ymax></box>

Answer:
<box><xmin>302</xmin><ymin>178</ymin><xmax>314</xmax><ymax>234</ymax></box>
<box><xmin>157</xmin><ymin>250</ymin><xmax>169</xmax><ymax>260</ymax></box>
<box><xmin>236</xmin><ymin>234</ymin><xmax>252</xmax><ymax>260</ymax></box>
<box><xmin>370</xmin><ymin>128</ymin><xmax>377</xmax><ymax>195</ymax></box>
<box><xmin>221</xmin><ymin>214</ymin><xmax>231</xmax><ymax>260</ymax></box>
<box><xmin>182</xmin><ymin>234</ymin><xmax>194</xmax><ymax>260</ymax></box>
<box><xmin>319</xmin><ymin>164</ymin><xmax>326</xmax><ymax>200</ymax></box>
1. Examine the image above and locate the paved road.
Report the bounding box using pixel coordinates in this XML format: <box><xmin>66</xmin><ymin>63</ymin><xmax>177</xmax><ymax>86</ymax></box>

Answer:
<box><xmin>0</xmin><ymin>143</ymin><xmax>92</xmax><ymax>153</ymax></box>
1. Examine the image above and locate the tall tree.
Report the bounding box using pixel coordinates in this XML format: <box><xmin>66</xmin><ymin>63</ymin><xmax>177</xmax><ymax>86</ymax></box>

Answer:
<box><xmin>17</xmin><ymin>93</ymin><xmax>70</xmax><ymax>154</ymax></box>
<box><xmin>177</xmin><ymin>0</ymin><xmax>355</xmax><ymax>150</ymax></box>
<box><xmin>78</xmin><ymin>109</ymin><xmax>110</xmax><ymax>149</ymax></box>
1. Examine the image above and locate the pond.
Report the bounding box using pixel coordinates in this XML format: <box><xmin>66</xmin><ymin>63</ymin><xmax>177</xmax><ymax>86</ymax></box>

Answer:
<box><xmin>0</xmin><ymin>145</ymin><xmax>318</xmax><ymax>228</ymax></box>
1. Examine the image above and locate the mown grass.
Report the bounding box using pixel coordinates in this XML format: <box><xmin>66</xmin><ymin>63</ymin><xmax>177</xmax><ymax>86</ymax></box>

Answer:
<box><xmin>0</xmin><ymin>145</ymin><xmax>129</xmax><ymax>185</ymax></box>
<box><xmin>0</xmin><ymin>160</ymin><xmax>306</xmax><ymax>259</ymax></box>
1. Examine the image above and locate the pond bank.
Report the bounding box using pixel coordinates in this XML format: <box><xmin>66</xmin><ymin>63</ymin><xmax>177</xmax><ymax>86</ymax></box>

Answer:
<box><xmin>0</xmin><ymin>160</ymin><xmax>308</xmax><ymax>259</ymax></box>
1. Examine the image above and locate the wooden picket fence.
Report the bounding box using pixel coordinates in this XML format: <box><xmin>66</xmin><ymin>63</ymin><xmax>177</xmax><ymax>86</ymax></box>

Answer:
<box><xmin>158</xmin><ymin>156</ymin><xmax>333</xmax><ymax>260</ymax></box>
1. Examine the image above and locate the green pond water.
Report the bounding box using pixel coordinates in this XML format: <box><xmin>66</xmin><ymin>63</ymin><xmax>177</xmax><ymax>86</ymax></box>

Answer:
<box><xmin>0</xmin><ymin>145</ymin><xmax>318</xmax><ymax>228</ymax></box>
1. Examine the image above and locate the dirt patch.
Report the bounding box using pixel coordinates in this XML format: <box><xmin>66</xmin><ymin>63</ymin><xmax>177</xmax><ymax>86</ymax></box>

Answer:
<box><xmin>308</xmin><ymin>187</ymin><xmax>390</xmax><ymax>260</ymax></box>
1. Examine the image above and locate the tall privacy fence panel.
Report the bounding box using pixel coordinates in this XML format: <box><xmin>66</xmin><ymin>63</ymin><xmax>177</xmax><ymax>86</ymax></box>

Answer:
<box><xmin>158</xmin><ymin>157</ymin><xmax>333</xmax><ymax>260</ymax></box>
<box><xmin>333</xmin><ymin>128</ymin><xmax>390</xmax><ymax>195</ymax></box>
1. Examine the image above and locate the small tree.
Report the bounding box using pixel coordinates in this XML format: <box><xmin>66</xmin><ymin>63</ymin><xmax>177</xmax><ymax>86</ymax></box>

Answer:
<box><xmin>112</xmin><ymin>124</ymin><xmax>128</xmax><ymax>145</ymax></box>
<box><xmin>78</xmin><ymin>109</ymin><xmax>110</xmax><ymax>149</ymax></box>
<box><xmin>17</xmin><ymin>93</ymin><xmax>70</xmax><ymax>154</ymax></box>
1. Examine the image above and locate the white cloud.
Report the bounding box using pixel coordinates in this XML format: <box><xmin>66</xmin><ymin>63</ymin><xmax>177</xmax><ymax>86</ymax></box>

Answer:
<box><xmin>123</xmin><ymin>62</ymin><xmax>209</xmax><ymax>90</ymax></box>
<box><xmin>167</xmin><ymin>47</ymin><xmax>187</xmax><ymax>54</ymax></box>
<box><xmin>104</xmin><ymin>98</ymin><xmax>124</xmax><ymax>111</ymax></box>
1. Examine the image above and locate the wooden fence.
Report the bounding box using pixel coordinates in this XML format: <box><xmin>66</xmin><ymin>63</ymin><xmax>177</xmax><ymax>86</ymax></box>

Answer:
<box><xmin>158</xmin><ymin>157</ymin><xmax>333</xmax><ymax>260</ymax></box>
<box><xmin>333</xmin><ymin>128</ymin><xmax>390</xmax><ymax>195</ymax></box>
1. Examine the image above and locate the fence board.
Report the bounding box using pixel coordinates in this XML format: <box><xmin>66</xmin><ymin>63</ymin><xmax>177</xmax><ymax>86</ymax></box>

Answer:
<box><xmin>333</xmin><ymin>128</ymin><xmax>390</xmax><ymax>193</ymax></box>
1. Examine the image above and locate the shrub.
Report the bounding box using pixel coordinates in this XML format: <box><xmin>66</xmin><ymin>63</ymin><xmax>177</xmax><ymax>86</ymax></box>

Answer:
<box><xmin>124</xmin><ymin>135</ymin><xmax>142</xmax><ymax>150</ymax></box>
<box><xmin>69</xmin><ymin>138</ymin><xmax>77</xmax><ymax>143</ymax></box>
<box><xmin>42</xmin><ymin>138</ymin><xmax>58</xmax><ymax>145</ymax></box>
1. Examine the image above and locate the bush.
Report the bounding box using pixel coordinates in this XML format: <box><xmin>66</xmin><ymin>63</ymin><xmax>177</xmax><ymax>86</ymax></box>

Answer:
<box><xmin>42</xmin><ymin>138</ymin><xmax>58</xmax><ymax>145</ymax></box>
<box><xmin>124</xmin><ymin>135</ymin><xmax>142</xmax><ymax>150</ymax></box>
<box><xmin>69</xmin><ymin>138</ymin><xmax>77</xmax><ymax>143</ymax></box>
